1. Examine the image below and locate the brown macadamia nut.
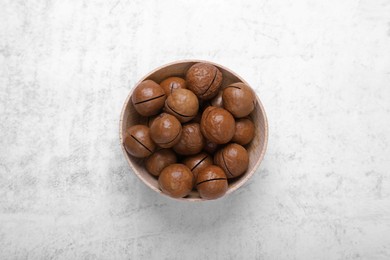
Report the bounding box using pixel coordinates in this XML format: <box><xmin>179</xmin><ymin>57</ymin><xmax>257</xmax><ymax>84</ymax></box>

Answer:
<box><xmin>232</xmin><ymin>118</ymin><xmax>255</xmax><ymax>145</ymax></box>
<box><xmin>150</xmin><ymin>113</ymin><xmax>182</xmax><ymax>148</ymax></box>
<box><xmin>196</xmin><ymin>165</ymin><xmax>228</xmax><ymax>200</ymax></box>
<box><xmin>145</xmin><ymin>149</ymin><xmax>177</xmax><ymax>176</ymax></box>
<box><xmin>186</xmin><ymin>63</ymin><xmax>222</xmax><ymax>100</ymax></box>
<box><xmin>131</xmin><ymin>80</ymin><xmax>166</xmax><ymax>116</ymax></box>
<box><xmin>165</xmin><ymin>89</ymin><xmax>199</xmax><ymax>123</ymax></box>
<box><xmin>123</xmin><ymin>125</ymin><xmax>156</xmax><ymax>158</ymax></box>
<box><xmin>200</xmin><ymin>106</ymin><xmax>235</xmax><ymax>144</ymax></box>
<box><xmin>183</xmin><ymin>152</ymin><xmax>213</xmax><ymax>182</ymax></box>
<box><xmin>173</xmin><ymin>123</ymin><xmax>205</xmax><ymax>155</ymax></box>
<box><xmin>160</xmin><ymin>77</ymin><xmax>186</xmax><ymax>96</ymax></box>
<box><xmin>222</xmin><ymin>82</ymin><xmax>256</xmax><ymax>118</ymax></box>
<box><xmin>158</xmin><ymin>164</ymin><xmax>194</xmax><ymax>198</ymax></box>
<box><xmin>214</xmin><ymin>143</ymin><xmax>249</xmax><ymax>178</ymax></box>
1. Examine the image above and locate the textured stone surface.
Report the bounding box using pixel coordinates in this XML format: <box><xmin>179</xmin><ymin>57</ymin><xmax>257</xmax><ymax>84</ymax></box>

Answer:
<box><xmin>1</xmin><ymin>0</ymin><xmax>390</xmax><ymax>259</ymax></box>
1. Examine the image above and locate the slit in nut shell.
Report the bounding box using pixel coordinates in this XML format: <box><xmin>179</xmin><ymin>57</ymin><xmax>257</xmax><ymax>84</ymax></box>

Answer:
<box><xmin>186</xmin><ymin>63</ymin><xmax>223</xmax><ymax>100</ymax></box>
<box><xmin>196</xmin><ymin>165</ymin><xmax>228</xmax><ymax>200</ymax></box>
<box><xmin>150</xmin><ymin>113</ymin><xmax>182</xmax><ymax>148</ymax></box>
<box><xmin>214</xmin><ymin>143</ymin><xmax>249</xmax><ymax>178</ymax></box>
<box><xmin>123</xmin><ymin>125</ymin><xmax>156</xmax><ymax>158</ymax></box>
<box><xmin>160</xmin><ymin>77</ymin><xmax>187</xmax><ymax>96</ymax></box>
<box><xmin>131</xmin><ymin>80</ymin><xmax>166</xmax><ymax>116</ymax></box>
<box><xmin>183</xmin><ymin>152</ymin><xmax>213</xmax><ymax>186</ymax></box>
<box><xmin>222</xmin><ymin>82</ymin><xmax>256</xmax><ymax>118</ymax></box>
<box><xmin>164</xmin><ymin>89</ymin><xmax>199</xmax><ymax>123</ymax></box>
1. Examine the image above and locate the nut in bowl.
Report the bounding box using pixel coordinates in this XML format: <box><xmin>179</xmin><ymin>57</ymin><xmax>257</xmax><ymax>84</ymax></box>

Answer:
<box><xmin>120</xmin><ymin>60</ymin><xmax>268</xmax><ymax>201</ymax></box>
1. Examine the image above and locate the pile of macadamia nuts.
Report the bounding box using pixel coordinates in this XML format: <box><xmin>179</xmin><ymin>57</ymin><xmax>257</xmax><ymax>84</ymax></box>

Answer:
<box><xmin>124</xmin><ymin>62</ymin><xmax>256</xmax><ymax>200</ymax></box>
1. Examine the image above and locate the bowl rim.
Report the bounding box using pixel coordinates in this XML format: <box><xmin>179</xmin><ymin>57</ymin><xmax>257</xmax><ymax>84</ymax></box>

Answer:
<box><xmin>119</xmin><ymin>59</ymin><xmax>269</xmax><ymax>202</ymax></box>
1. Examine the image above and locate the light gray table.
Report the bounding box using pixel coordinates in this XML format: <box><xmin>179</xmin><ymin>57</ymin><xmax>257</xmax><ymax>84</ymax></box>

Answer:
<box><xmin>1</xmin><ymin>0</ymin><xmax>390</xmax><ymax>259</ymax></box>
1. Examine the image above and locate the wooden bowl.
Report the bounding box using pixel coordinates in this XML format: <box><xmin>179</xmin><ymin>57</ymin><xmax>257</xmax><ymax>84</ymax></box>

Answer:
<box><xmin>119</xmin><ymin>60</ymin><xmax>268</xmax><ymax>201</ymax></box>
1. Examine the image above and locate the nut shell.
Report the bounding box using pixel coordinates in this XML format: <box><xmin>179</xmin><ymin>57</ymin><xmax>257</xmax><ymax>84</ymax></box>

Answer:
<box><xmin>150</xmin><ymin>113</ymin><xmax>182</xmax><ymax>148</ymax></box>
<box><xmin>186</xmin><ymin>63</ymin><xmax>222</xmax><ymax>100</ymax></box>
<box><xmin>160</xmin><ymin>77</ymin><xmax>186</xmax><ymax>96</ymax></box>
<box><xmin>165</xmin><ymin>89</ymin><xmax>199</xmax><ymax>123</ymax></box>
<box><xmin>158</xmin><ymin>164</ymin><xmax>194</xmax><ymax>198</ymax></box>
<box><xmin>232</xmin><ymin>118</ymin><xmax>255</xmax><ymax>145</ymax></box>
<box><xmin>123</xmin><ymin>125</ymin><xmax>156</xmax><ymax>158</ymax></box>
<box><xmin>196</xmin><ymin>165</ymin><xmax>228</xmax><ymax>200</ymax></box>
<box><xmin>214</xmin><ymin>143</ymin><xmax>249</xmax><ymax>178</ymax></box>
<box><xmin>222</xmin><ymin>82</ymin><xmax>256</xmax><ymax>118</ymax></box>
<box><xmin>145</xmin><ymin>149</ymin><xmax>177</xmax><ymax>176</ymax></box>
<box><xmin>200</xmin><ymin>106</ymin><xmax>235</xmax><ymax>144</ymax></box>
<box><xmin>131</xmin><ymin>80</ymin><xmax>166</xmax><ymax>116</ymax></box>
<box><xmin>173</xmin><ymin>123</ymin><xmax>205</xmax><ymax>155</ymax></box>
<box><xmin>183</xmin><ymin>152</ymin><xmax>213</xmax><ymax>182</ymax></box>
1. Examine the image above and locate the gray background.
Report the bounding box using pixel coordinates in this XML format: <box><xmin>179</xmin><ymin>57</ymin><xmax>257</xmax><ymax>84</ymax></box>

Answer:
<box><xmin>1</xmin><ymin>0</ymin><xmax>390</xmax><ymax>259</ymax></box>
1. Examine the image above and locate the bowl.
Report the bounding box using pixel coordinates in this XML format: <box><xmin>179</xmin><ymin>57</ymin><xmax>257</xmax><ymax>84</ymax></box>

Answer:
<box><xmin>119</xmin><ymin>60</ymin><xmax>268</xmax><ymax>201</ymax></box>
